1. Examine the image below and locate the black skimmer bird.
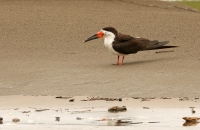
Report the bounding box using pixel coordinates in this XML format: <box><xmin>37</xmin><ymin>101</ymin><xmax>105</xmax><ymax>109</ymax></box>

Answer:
<box><xmin>84</xmin><ymin>27</ymin><xmax>177</xmax><ymax>65</ymax></box>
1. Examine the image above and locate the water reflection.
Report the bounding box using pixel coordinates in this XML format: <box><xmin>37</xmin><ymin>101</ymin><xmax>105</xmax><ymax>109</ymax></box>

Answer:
<box><xmin>107</xmin><ymin>120</ymin><xmax>131</xmax><ymax>126</ymax></box>
<box><xmin>183</xmin><ymin>122</ymin><xmax>199</xmax><ymax>126</ymax></box>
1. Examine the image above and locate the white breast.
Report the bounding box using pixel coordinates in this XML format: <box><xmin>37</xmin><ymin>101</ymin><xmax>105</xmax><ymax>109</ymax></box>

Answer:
<box><xmin>103</xmin><ymin>31</ymin><xmax>123</xmax><ymax>56</ymax></box>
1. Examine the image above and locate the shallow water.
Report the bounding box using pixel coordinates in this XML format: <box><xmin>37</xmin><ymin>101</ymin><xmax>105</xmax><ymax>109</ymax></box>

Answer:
<box><xmin>0</xmin><ymin>107</ymin><xmax>199</xmax><ymax>129</ymax></box>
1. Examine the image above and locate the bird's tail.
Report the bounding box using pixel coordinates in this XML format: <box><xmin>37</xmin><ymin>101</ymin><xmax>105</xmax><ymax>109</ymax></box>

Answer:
<box><xmin>144</xmin><ymin>41</ymin><xmax>177</xmax><ymax>51</ymax></box>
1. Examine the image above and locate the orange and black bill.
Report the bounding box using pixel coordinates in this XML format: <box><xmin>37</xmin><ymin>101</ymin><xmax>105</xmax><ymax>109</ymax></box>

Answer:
<box><xmin>84</xmin><ymin>31</ymin><xmax>104</xmax><ymax>42</ymax></box>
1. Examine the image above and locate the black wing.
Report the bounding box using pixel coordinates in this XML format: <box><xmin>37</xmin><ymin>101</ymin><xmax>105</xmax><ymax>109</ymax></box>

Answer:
<box><xmin>112</xmin><ymin>34</ymin><xmax>151</xmax><ymax>54</ymax></box>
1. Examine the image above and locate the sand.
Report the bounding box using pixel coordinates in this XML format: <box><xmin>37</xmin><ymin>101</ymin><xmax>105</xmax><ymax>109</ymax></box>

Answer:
<box><xmin>0</xmin><ymin>0</ymin><xmax>200</xmax><ymax>129</ymax></box>
<box><xmin>0</xmin><ymin>0</ymin><xmax>200</xmax><ymax>98</ymax></box>
<box><xmin>0</xmin><ymin>0</ymin><xmax>200</xmax><ymax>97</ymax></box>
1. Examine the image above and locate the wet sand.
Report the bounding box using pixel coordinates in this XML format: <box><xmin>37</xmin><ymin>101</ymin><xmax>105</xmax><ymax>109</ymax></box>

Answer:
<box><xmin>0</xmin><ymin>96</ymin><xmax>200</xmax><ymax>130</ymax></box>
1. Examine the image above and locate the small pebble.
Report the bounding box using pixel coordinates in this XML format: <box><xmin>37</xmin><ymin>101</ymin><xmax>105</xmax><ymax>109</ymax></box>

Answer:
<box><xmin>12</xmin><ymin>118</ymin><xmax>20</xmax><ymax>123</ymax></box>
<box><xmin>0</xmin><ymin>117</ymin><xmax>3</xmax><ymax>124</ymax></box>
<box><xmin>69</xmin><ymin>99</ymin><xmax>74</xmax><ymax>102</ymax></box>
<box><xmin>108</xmin><ymin>106</ymin><xmax>127</xmax><ymax>113</ymax></box>
<box><xmin>55</xmin><ymin>117</ymin><xmax>60</xmax><ymax>122</ymax></box>
<box><xmin>183</xmin><ymin>117</ymin><xmax>200</xmax><ymax>122</ymax></box>
<box><xmin>76</xmin><ymin>117</ymin><xmax>84</xmax><ymax>120</ymax></box>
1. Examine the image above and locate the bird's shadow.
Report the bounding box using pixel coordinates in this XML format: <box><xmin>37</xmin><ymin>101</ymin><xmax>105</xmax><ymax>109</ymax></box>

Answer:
<box><xmin>112</xmin><ymin>57</ymin><xmax>175</xmax><ymax>66</ymax></box>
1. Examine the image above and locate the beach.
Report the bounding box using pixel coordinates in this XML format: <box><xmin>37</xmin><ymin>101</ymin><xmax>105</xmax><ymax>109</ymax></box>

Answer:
<box><xmin>0</xmin><ymin>0</ymin><xmax>200</xmax><ymax>129</ymax></box>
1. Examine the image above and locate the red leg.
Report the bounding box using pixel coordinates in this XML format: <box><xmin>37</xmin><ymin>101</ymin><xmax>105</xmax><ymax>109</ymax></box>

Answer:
<box><xmin>113</xmin><ymin>55</ymin><xmax>120</xmax><ymax>65</ymax></box>
<box><xmin>119</xmin><ymin>56</ymin><xmax>125</xmax><ymax>65</ymax></box>
<box><xmin>122</xmin><ymin>56</ymin><xmax>125</xmax><ymax>64</ymax></box>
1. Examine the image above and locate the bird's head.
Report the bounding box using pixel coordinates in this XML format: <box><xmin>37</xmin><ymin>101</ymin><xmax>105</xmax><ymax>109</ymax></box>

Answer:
<box><xmin>84</xmin><ymin>27</ymin><xmax>118</xmax><ymax>42</ymax></box>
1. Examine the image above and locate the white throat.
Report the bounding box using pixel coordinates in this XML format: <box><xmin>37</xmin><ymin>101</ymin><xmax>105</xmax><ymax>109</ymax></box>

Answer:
<box><xmin>101</xmin><ymin>30</ymin><xmax>122</xmax><ymax>55</ymax></box>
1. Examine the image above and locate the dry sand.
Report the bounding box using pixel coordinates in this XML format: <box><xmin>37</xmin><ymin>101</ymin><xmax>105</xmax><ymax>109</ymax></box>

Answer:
<box><xmin>0</xmin><ymin>0</ymin><xmax>200</xmax><ymax>97</ymax></box>
<box><xmin>0</xmin><ymin>0</ymin><xmax>200</xmax><ymax>129</ymax></box>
